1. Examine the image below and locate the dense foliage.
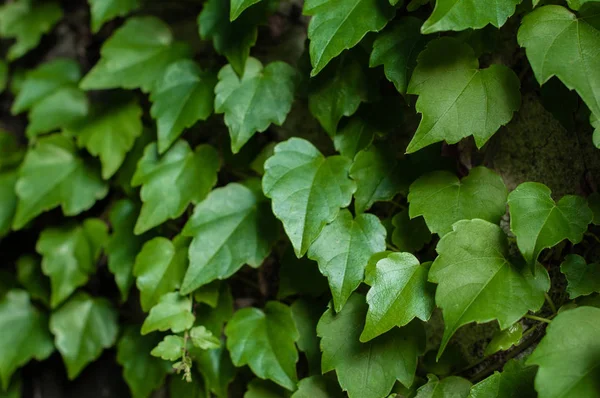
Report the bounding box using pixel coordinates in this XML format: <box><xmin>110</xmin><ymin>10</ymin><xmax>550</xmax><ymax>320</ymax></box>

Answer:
<box><xmin>1</xmin><ymin>0</ymin><xmax>600</xmax><ymax>397</ymax></box>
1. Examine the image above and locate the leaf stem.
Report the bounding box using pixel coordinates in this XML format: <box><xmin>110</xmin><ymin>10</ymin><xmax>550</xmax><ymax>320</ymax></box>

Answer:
<box><xmin>386</xmin><ymin>243</ymin><xmax>400</xmax><ymax>252</ymax></box>
<box><xmin>524</xmin><ymin>314</ymin><xmax>552</xmax><ymax>323</ymax></box>
<box><xmin>544</xmin><ymin>292</ymin><xmax>557</xmax><ymax>314</ymax></box>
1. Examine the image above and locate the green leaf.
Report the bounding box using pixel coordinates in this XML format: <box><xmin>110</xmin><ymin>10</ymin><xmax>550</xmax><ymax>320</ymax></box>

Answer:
<box><xmin>170</xmin><ymin>374</ymin><xmax>207</xmax><ymax>398</ymax></box>
<box><xmin>318</xmin><ymin>294</ymin><xmax>425</xmax><ymax>398</ymax></box>
<box><xmin>225</xmin><ymin>302</ymin><xmax>299</xmax><ymax>390</ymax></box>
<box><xmin>141</xmin><ymin>292</ymin><xmax>195</xmax><ymax>335</ymax></box>
<box><xmin>198</xmin><ymin>0</ymin><xmax>268</xmax><ymax>76</ymax></box>
<box><xmin>231</xmin><ymin>0</ymin><xmax>262</xmax><ymax>21</ymax></box>
<box><xmin>190</xmin><ymin>326</ymin><xmax>221</xmax><ymax>350</ymax></box>
<box><xmin>528</xmin><ymin>306</ymin><xmax>600</xmax><ymax>398</ymax></box>
<box><xmin>290</xmin><ymin>299</ymin><xmax>323</xmax><ymax>375</ymax></box>
<box><xmin>150</xmin><ymin>60</ymin><xmax>216</xmax><ymax>154</ymax></box>
<box><xmin>592</xmin><ymin>113</ymin><xmax>600</xmax><ymax>148</ymax></box>
<box><xmin>151</xmin><ymin>335</ymin><xmax>185</xmax><ymax>361</ymax></box>
<box><xmin>16</xmin><ymin>255</ymin><xmax>50</xmax><ymax>306</ymax></box>
<box><xmin>277</xmin><ymin>248</ymin><xmax>328</xmax><ymax>300</ymax></box>
<box><xmin>215</xmin><ymin>58</ymin><xmax>296</xmax><ymax>153</ymax></box>
<box><xmin>195</xmin><ymin>347</ymin><xmax>236</xmax><ymax>398</ymax></box>
<box><xmin>308</xmin><ymin>52</ymin><xmax>370</xmax><ymax>136</ymax></box>
<box><xmin>49</xmin><ymin>293</ymin><xmax>118</xmax><ymax>379</ymax></box>
<box><xmin>304</xmin><ymin>0</ymin><xmax>395</xmax><ymax>76</ymax></box>
<box><xmin>421</xmin><ymin>0</ymin><xmax>521</xmax><ymax>34</ymax></box>
<box><xmin>483</xmin><ymin>323</ymin><xmax>523</xmax><ymax>356</ymax></box>
<box><xmin>0</xmin><ymin>60</ymin><xmax>7</xmax><ymax>94</ymax></box>
<box><xmin>13</xmin><ymin>134</ymin><xmax>108</xmax><ymax>230</ymax></box>
<box><xmin>350</xmin><ymin>145</ymin><xmax>408</xmax><ymax>213</ymax></box>
<box><xmin>567</xmin><ymin>0</ymin><xmax>600</xmax><ymax>10</ymax></box>
<box><xmin>415</xmin><ymin>375</ymin><xmax>471</xmax><ymax>398</ymax></box>
<box><xmin>115</xmin><ymin>129</ymin><xmax>154</xmax><ymax>195</ymax></box>
<box><xmin>67</xmin><ymin>97</ymin><xmax>143</xmax><ymax>179</ymax></box>
<box><xmin>333</xmin><ymin>116</ymin><xmax>375</xmax><ymax>159</ymax></box>
<box><xmin>0</xmin><ymin>290</ymin><xmax>54</xmax><ymax>390</ymax></box>
<box><xmin>88</xmin><ymin>0</ymin><xmax>140</xmax><ymax>33</ymax></box>
<box><xmin>195</xmin><ymin>283</ymin><xmax>234</xmax><ymax>336</ymax></box>
<box><xmin>0</xmin><ymin>131</ymin><xmax>24</xmax><ymax>170</ymax></box>
<box><xmin>263</xmin><ymin>138</ymin><xmax>356</xmax><ymax>257</ymax></box>
<box><xmin>80</xmin><ymin>16</ymin><xmax>191</xmax><ymax>93</ymax></box>
<box><xmin>37</xmin><ymin>218</ymin><xmax>108</xmax><ymax>308</ymax></box>
<box><xmin>0</xmin><ymin>1</ymin><xmax>62</xmax><ymax>60</ymax></box>
<box><xmin>116</xmin><ymin>326</ymin><xmax>169</xmax><ymax>398</ymax></box>
<box><xmin>507</xmin><ymin>182</ymin><xmax>592</xmax><ymax>268</ymax></box>
<box><xmin>406</xmin><ymin>38</ymin><xmax>520</xmax><ymax>153</ymax></box>
<box><xmin>0</xmin><ymin>170</ymin><xmax>18</xmax><ymax>236</ymax></box>
<box><xmin>430</xmin><ymin>219</ymin><xmax>549</xmax><ymax>357</ymax></box>
<box><xmin>588</xmin><ymin>192</ymin><xmax>600</xmax><ymax>225</ymax></box>
<box><xmin>408</xmin><ymin>167</ymin><xmax>508</xmax><ymax>236</ymax></box>
<box><xmin>560</xmin><ymin>254</ymin><xmax>600</xmax><ymax>298</ymax></box>
<box><xmin>244</xmin><ymin>379</ymin><xmax>287</xmax><ymax>398</ymax></box>
<box><xmin>132</xmin><ymin>141</ymin><xmax>220</xmax><ymax>234</ymax></box>
<box><xmin>106</xmin><ymin>199</ymin><xmax>149</xmax><ymax>302</ymax></box>
<box><xmin>308</xmin><ymin>209</ymin><xmax>386</xmax><ymax>312</ymax></box>
<box><xmin>362</xmin><ymin>252</ymin><xmax>435</xmax><ymax>342</ymax></box>
<box><xmin>194</xmin><ymin>281</ymin><xmax>222</xmax><ymax>309</ymax></box>
<box><xmin>0</xmin><ymin>377</ymin><xmax>21</xmax><ymax>398</ymax></box>
<box><xmin>26</xmin><ymin>87</ymin><xmax>88</xmax><ymax>138</ymax></box>
<box><xmin>181</xmin><ymin>182</ymin><xmax>277</xmax><ymax>293</ymax></box>
<box><xmin>469</xmin><ymin>359</ymin><xmax>536</xmax><ymax>398</ymax></box>
<box><xmin>370</xmin><ymin>17</ymin><xmax>429</xmax><ymax>94</ymax></box>
<box><xmin>518</xmin><ymin>5</ymin><xmax>600</xmax><ymax>118</ymax></box>
<box><xmin>391</xmin><ymin>209</ymin><xmax>432</xmax><ymax>252</ymax></box>
<box><xmin>11</xmin><ymin>59</ymin><xmax>81</xmax><ymax>114</ymax></box>
<box><xmin>134</xmin><ymin>236</ymin><xmax>189</xmax><ymax>312</ymax></box>
<box><xmin>291</xmin><ymin>376</ymin><xmax>344</xmax><ymax>398</ymax></box>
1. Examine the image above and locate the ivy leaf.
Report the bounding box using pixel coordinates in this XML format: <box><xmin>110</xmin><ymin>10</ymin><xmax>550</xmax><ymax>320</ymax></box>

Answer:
<box><xmin>11</xmin><ymin>59</ymin><xmax>81</xmax><ymax>114</ymax></box>
<box><xmin>0</xmin><ymin>130</ymin><xmax>24</xmax><ymax>170</ymax></box>
<box><xmin>0</xmin><ymin>1</ymin><xmax>62</xmax><ymax>60</ymax></box>
<box><xmin>415</xmin><ymin>375</ymin><xmax>471</xmax><ymax>398</ymax></box>
<box><xmin>0</xmin><ymin>378</ymin><xmax>21</xmax><ymax>398</ymax></box>
<box><xmin>277</xmin><ymin>248</ymin><xmax>328</xmax><ymax>300</ymax></box>
<box><xmin>483</xmin><ymin>323</ymin><xmax>523</xmax><ymax>356</ymax></box>
<box><xmin>134</xmin><ymin>236</ymin><xmax>189</xmax><ymax>312</ymax></box>
<box><xmin>80</xmin><ymin>17</ymin><xmax>191</xmax><ymax>93</ymax></box>
<box><xmin>408</xmin><ymin>167</ymin><xmax>508</xmax><ymax>236</ymax></box>
<box><xmin>560</xmin><ymin>254</ymin><xmax>600</xmax><ymax>298</ymax></box>
<box><xmin>198</xmin><ymin>0</ymin><xmax>268</xmax><ymax>76</ymax></box>
<box><xmin>151</xmin><ymin>335</ymin><xmax>185</xmax><ymax>361</ymax></box>
<box><xmin>67</xmin><ymin>97</ymin><xmax>142</xmax><ymax>179</ymax></box>
<box><xmin>0</xmin><ymin>170</ymin><xmax>17</xmax><ymax>236</ymax></box>
<box><xmin>370</xmin><ymin>17</ymin><xmax>429</xmax><ymax>94</ymax></box>
<box><xmin>16</xmin><ymin>255</ymin><xmax>50</xmax><ymax>306</ymax></box>
<box><xmin>518</xmin><ymin>5</ymin><xmax>600</xmax><ymax>118</ymax></box>
<box><xmin>150</xmin><ymin>60</ymin><xmax>217</xmax><ymax>154</ymax></box>
<box><xmin>263</xmin><ymin>138</ymin><xmax>356</xmax><ymax>257</ymax></box>
<box><xmin>12</xmin><ymin>134</ymin><xmax>108</xmax><ymax>230</ymax></box>
<box><xmin>507</xmin><ymin>182</ymin><xmax>592</xmax><ymax>268</ymax></box>
<box><xmin>170</xmin><ymin>374</ymin><xmax>207</xmax><ymax>398</ymax></box>
<box><xmin>195</xmin><ymin>283</ymin><xmax>234</xmax><ymax>336</ymax></box>
<box><xmin>391</xmin><ymin>209</ymin><xmax>432</xmax><ymax>252</ymax></box>
<box><xmin>36</xmin><ymin>218</ymin><xmax>108</xmax><ymax>308</ymax></box>
<box><xmin>0</xmin><ymin>290</ymin><xmax>54</xmax><ymax>390</ymax></box>
<box><xmin>26</xmin><ymin>87</ymin><xmax>89</xmax><ymax>138</ymax></box>
<box><xmin>194</xmin><ymin>281</ymin><xmax>222</xmax><ymax>309</ymax></box>
<box><xmin>291</xmin><ymin>376</ymin><xmax>344</xmax><ymax>398</ymax></box>
<box><xmin>333</xmin><ymin>116</ymin><xmax>376</xmax><ymax>159</ymax></box>
<box><xmin>88</xmin><ymin>0</ymin><xmax>140</xmax><ymax>33</ymax></box>
<box><xmin>308</xmin><ymin>52</ymin><xmax>369</xmax><ymax>136</ymax></box>
<box><xmin>180</xmin><ymin>182</ymin><xmax>277</xmax><ymax>293</ymax></box>
<box><xmin>406</xmin><ymin>38</ymin><xmax>520</xmax><ymax>153</ymax></box>
<box><xmin>528</xmin><ymin>306</ymin><xmax>600</xmax><ymax>398</ymax></box>
<box><xmin>190</xmin><ymin>326</ymin><xmax>221</xmax><ymax>350</ymax></box>
<box><xmin>350</xmin><ymin>145</ymin><xmax>408</xmax><ymax>213</ymax></box>
<box><xmin>49</xmin><ymin>293</ymin><xmax>119</xmax><ymax>379</ymax></box>
<box><xmin>421</xmin><ymin>0</ymin><xmax>521</xmax><ymax>34</ymax></box>
<box><xmin>362</xmin><ymin>252</ymin><xmax>435</xmax><ymax>342</ymax></box>
<box><xmin>141</xmin><ymin>292</ymin><xmax>195</xmax><ymax>335</ymax></box>
<box><xmin>215</xmin><ymin>58</ymin><xmax>296</xmax><ymax>153</ymax></box>
<box><xmin>230</xmin><ymin>0</ymin><xmax>262</xmax><ymax>20</ymax></box>
<box><xmin>318</xmin><ymin>294</ymin><xmax>425</xmax><ymax>398</ymax></box>
<box><xmin>567</xmin><ymin>0</ymin><xmax>600</xmax><ymax>10</ymax></box>
<box><xmin>589</xmin><ymin>192</ymin><xmax>600</xmax><ymax>225</ymax></box>
<box><xmin>430</xmin><ymin>219</ymin><xmax>549</xmax><ymax>357</ymax></box>
<box><xmin>225</xmin><ymin>302</ymin><xmax>299</xmax><ymax>390</ymax></box>
<box><xmin>469</xmin><ymin>359</ymin><xmax>536</xmax><ymax>398</ymax></box>
<box><xmin>291</xmin><ymin>298</ymin><xmax>323</xmax><ymax>375</ymax></box>
<box><xmin>115</xmin><ymin>129</ymin><xmax>154</xmax><ymax>195</ymax></box>
<box><xmin>116</xmin><ymin>326</ymin><xmax>169</xmax><ymax>398</ymax></box>
<box><xmin>132</xmin><ymin>141</ymin><xmax>220</xmax><ymax>234</ymax></box>
<box><xmin>303</xmin><ymin>0</ymin><xmax>395</xmax><ymax>76</ymax></box>
<box><xmin>195</xmin><ymin>347</ymin><xmax>236</xmax><ymax>398</ymax></box>
<box><xmin>106</xmin><ymin>199</ymin><xmax>149</xmax><ymax>302</ymax></box>
<box><xmin>592</xmin><ymin>113</ymin><xmax>600</xmax><ymax>148</ymax></box>
<box><xmin>308</xmin><ymin>210</ymin><xmax>386</xmax><ymax>312</ymax></box>
<box><xmin>244</xmin><ymin>379</ymin><xmax>287</xmax><ymax>398</ymax></box>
